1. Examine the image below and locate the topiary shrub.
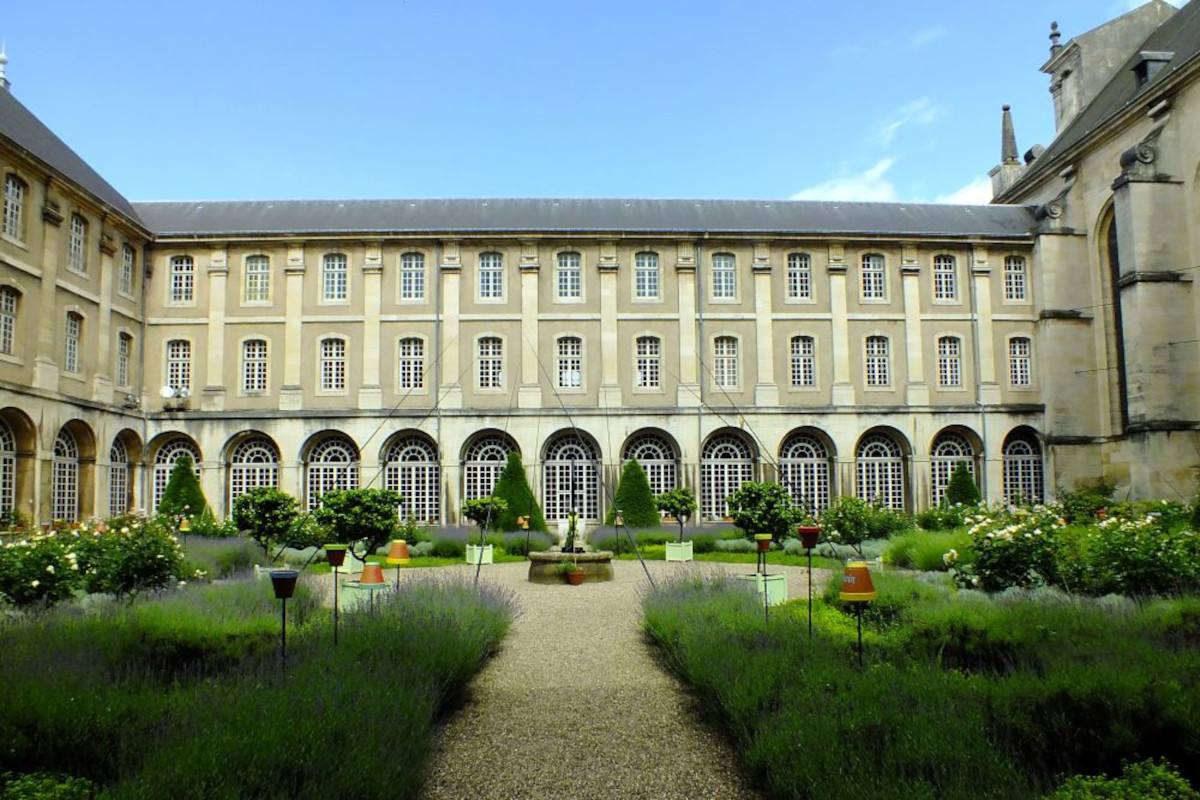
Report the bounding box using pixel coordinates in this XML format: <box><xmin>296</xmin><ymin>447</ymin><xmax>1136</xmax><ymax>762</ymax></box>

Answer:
<box><xmin>945</xmin><ymin>462</ymin><xmax>981</xmax><ymax>506</ymax></box>
<box><xmin>725</xmin><ymin>481</ymin><xmax>804</xmax><ymax>543</ymax></box>
<box><xmin>490</xmin><ymin>452</ymin><xmax>548</xmax><ymax>532</ymax></box>
<box><xmin>157</xmin><ymin>455</ymin><xmax>208</xmax><ymax>519</ymax></box>
<box><xmin>461</xmin><ymin>497</ymin><xmax>508</xmax><ymax>545</ymax></box>
<box><xmin>656</xmin><ymin>487</ymin><xmax>698</xmax><ymax>543</ymax></box>
<box><xmin>315</xmin><ymin>488</ymin><xmax>403</xmax><ymax>560</ymax></box>
<box><xmin>232</xmin><ymin>487</ymin><xmax>298</xmax><ymax>558</ymax></box>
<box><xmin>605</xmin><ymin>459</ymin><xmax>661</xmax><ymax>528</ymax></box>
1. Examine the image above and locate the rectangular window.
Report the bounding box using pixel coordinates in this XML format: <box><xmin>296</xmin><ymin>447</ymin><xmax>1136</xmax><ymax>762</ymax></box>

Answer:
<box><xmin>713</xmin><ymin>336</ymin><xmax>739</xmax><ymax>388</ymax></box>
<box><xmin>2</xmin><ymin>175</ymin><xmax>24</xmax><ymax>241</ymax></box>
<box><xmin>245</xmin><ymin>255</ymin><xmax>270</xmax><ymax>302</ymax></box>
<box><xmin>64</xmin><ymin>313</ymin><xmax>81</xmax><ymax>373</ymax></box>
<box><xmin>1004</xmin><ymin>256</ymin><xmax>1027</xmax><ymax>301</ymax></box>
<box><xmin>635</xmin><ymin>252</ymin><xmax>660</xmax><ymax>300</ymax></box>
<box><xmin>116</xmin><ymin>334</ymin><xmax>131</xmax><ymax>387</ymax></box>
<box><xmin>557</xmin><ymin>337</ymin><xmax>582</xmax><ymax>388</ymax></box>
<box><xmin>861</xmin><ymin>254</ymin><xmax>886</xmax><ymax>300</ymax></box>
<box><xmin>242</xmin><ymin>339</ymin><xmax>268</xmax><ymax>393</ymax></box>
<box><xmin>933</xmin><ymin>255</ymin><xmax>958</xmax><ymax>301</ymax></box>
<box><xmin>120</xmin><ymin>245</ymin><xmax>136</xmax><ymax>296</ymax></box>
<box><xmin>320</xmin><ymin>338</ymin><xmax>346</xmax><ymax>391</ymax></box>
<box><xmin>400</xmin><ymin>253</ymin><xmax>425</xmax><ymax>300</ymax></box>
<box><xmin>478</xmin><ymin>337</ymin><xmax>503</xmax><ymax>388</ymax></box>
<box><xmin>323</xmin><ymin>254</ymin><xmax>347</xmax><ymax>301</ymax></box>
<box><xmin>790</xmin><ymin>335</ymin><xmax>815</xmax><ymax>387</ymax></box>
<box><xmin>479</xmin><ymin>252</ymin><xmax>504</xmax><ymax>299</ymax></box>
<box><xmin>636</xmin><ymin>336</ymin><xmax>660</xmax><ymax>388</ymax></box>
<box><xmin>1009</xmin><ymin>338</ymin><xmax>1032</xmax><ymax>387</ymax></box>
<box><xmin>557</xmin><ymin>252</ymin><xmax>582</xmax><ymax>300</ymax></box>
<box><xmin>711</xmin><ymin>253</ymin><xmax>736</xmax><ymax>299</ymax></box>
<box><xmin>787</xmin><ymin>253</ymin><xmax>812</xmax><ymax>300</ymax></box>
<box><xmin>398</xmin><ymin>337</ymin><xmax>424</xmax><ymax>389</ymax></box>
<box><xmin>865</xmin><ymin>336</ymin><xmax>890</xmax><ymax>386</ymax></box>
<box><xmin>166</xmin><ymin>340</ymin><xmax>191</xmax><ymax>391</ymax></box>
<box><xmin>68</xmin><ymin>215</ymin><xmax>87</xmax><ymax>274</ymax></box>
<box><xmin>0</xmin><ymin>288</ymin><xmax>16</xmax><ymax>356</ymax></box>
<box><xmin>938</xmin><ymin>337</ymin><xmax>961</xmax><ymax>387</ymax></box>
<box><xmin>170</xmin><ymin>256</ymin><xmax>194</xmax><ymax>303</ymax></box>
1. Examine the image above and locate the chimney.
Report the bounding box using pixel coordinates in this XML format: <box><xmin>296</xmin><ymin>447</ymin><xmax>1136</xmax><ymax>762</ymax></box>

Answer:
<box><xmin>0</xmin><ymin>44</ymin><xmax>9</xmax><ymax>92</ymax></box>
<box><xmin>989</xmin><ymin>105</ymin><xmax>1025</xmax><ymax>199</ymax></box>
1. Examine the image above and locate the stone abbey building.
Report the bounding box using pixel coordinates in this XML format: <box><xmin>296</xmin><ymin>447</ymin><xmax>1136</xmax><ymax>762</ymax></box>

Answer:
<box><xmin>0</xmin><ymin>1</ymin><xmax>1197</xmax><ymax>526</ymax></box>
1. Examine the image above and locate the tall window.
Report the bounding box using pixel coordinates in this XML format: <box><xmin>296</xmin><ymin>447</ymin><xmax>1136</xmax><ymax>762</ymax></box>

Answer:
<box><xmin>865</xmin><ymin>335</ymin><xmax>890</xmax><ymax>386</ymax></box>
<box><xmin>479</xmin><ymin>251</ymin><xmax>504</xmax><ymax>299</ymax></box>
<box><xmin>478</xmin><ymin>337</ymin><xmax>503</xmax><ymax>389</ymax></box>
<box><xmin>116</xmin><ymin>333</ymin><xmax>132</xmax><ymax>387</ymax></box>
<box><xmin>63</xmin><ymin>312</ymin><xmax>82</xmax><ymax>373</ymax></box>
<box><xmin>635</xmin><ymin>336</ymin><xmax>661</xmax><ymax>389</ymax></box>
<box><xmin>166</xmin><ymin>339</ymin><xmax>191</xmax><ymax>392</ymax></box>
<box><xmin>228</xmin><ymin>437</ymin><xmax>280</xmax><ymax>505</ymax></box>
<box><xmin>323</xmin><ymin>254</ymin><xmax>347</xmax><ymax>301</ymax></box>
<box><xmin>790</xmin><ymin>335</ymin><xmax>816</xmax><ymax>387</ymax></box>
<box><xmin>701</xmin><ymin>434</ymin><xmax>755</xmax><ymax>520</ymax></box>
<box><xmin>109</xmin><ymin>438</ymin><xmax>130</xmax><ymax>518</ymax></box>
<box><xmin>52</xmin><ymin>429</ymin><xmax>79</xmax><ymax>521</ymax></box>
<box><xmin>557</xmin><ymin>336</ymin><xmax>582</xmax><ymax>388</ymax></box>
<box><xmin>153</xmin><ymin>439</ymin><xmax>201</xmax><ymax>511</ymax></box>
<box><xmin>398</xmin><ymin>337</ymin><xmax>424</xmax><ymax>389</ymax></box>
<box><xmin>462</xmin><ymin>435</ymin><xmax>515</xmax><ymax>501</ymax></box>
<box><xmin>787</xmin><ymin>253</ymin><xmax>812</xmax><ymax>300</ymax></box>
<box><xmin>120</xmin><ymin>245</ymin><xmax>136</xmax><ymax>296</ymax></box>
<box><xmin>543</xmin><ymin>434</ymin><xmax>601</xmax><ymax>521</ymax></box>
<box><xmin>1004</xmin><ymin>256</ymin><xmax>1028</xmax><ymax>301</ymax></box>
<box><xmin>68</xmin><ymin>214</ymin><xmax>87</xmax><ymax>273</ymax></box>
<box><xmin>780</xmin><ymin>433</ymin><xmax>831</xmax><ymax>512</ymax></box>
<box><xmin>557</xmin><ymin>251</ymin><xmax>582</xmax><ymax>300</ymax></box>
<box><xmin>623</xmin><ymin>434</ymin><xmax>677</xmax><ymax>499</ymax></box>
<box><xmin>711</xmin><ymin>253</ymin><xmax>736</xmax><ymax>299</ymax></box>
<box><xmin>933</xmin><ymin>255</ymin><xmax>957</xmax><ymax>301</ymax></box>
<box><xmin>0</xmin><ymin>419</ymin><xmax>16</xmax><ymax>515</ymax></box>
<box><xmin>242</xmin><ymin>339</ymin><xmax>268</xmax><ymax>393</ymax></box>
<box><xmin>930</xmin><ymin>432</ymin><xmax>975</xmax><ymax>507</ymax></box>
<box><xmin>937</xmin><ymin>336</ymin><xmax>962</xmax><ymax>388</ymax></box>
<box><xmin>856</xmin><ymin>433</ymin><xmax>905</xmax><ymax>510</ymax></box>
<box><xmin>320</xmin><ymin>338</ymin><xmax>346</xmax><ymax>391</ymax></box>
<box><xmin>400</xmin><ymin>252</ymin><xmax>425</xmax><ymax>300</ymax></box>
<box><xmin>245</xmin><ymin>255</ymin><xmax>270</xmax><ymax>302</ymax></box>
<box><xmin>1009</xmin><ymin>337</ymin><xmax>1032</xmax><ymax>387</ymax></box>
<box><xmin>305</xmin><ymin>436</ymin><xmax>360</xmax><ymax>511</ymax></box>
<box><xmin>713</xmin><ymin>336</ymin><xmax>739</xmax><ymax>388</ymax></box>
<box><xmin>635</xmin><ymin>252</ymin><xmax>660</xmax><ymax>299</ymax></box>
<box><xmin>384</xmin><ymin>436</ymin><xmax>441</xmax><ymax>523</ymax></box>
<box><xmin>0</xmin><ymin>287</ymin><xmax>17</xmax><ymax>355</ymax></box>
<box><xmin>861</xmin><ymin>253</ymin><xmax>885</xmax><ymax>300</ymax></box>
<box><xmin>2</xmin><ymin>175</ymin><xmax>24</xmax><ymax>241</ymax></box>
<box><xmin>170</xmin><ymin>256</ymin><xmax>194</xmax><ymax>303</ymax></box>
<box><xmin>1003</xmin><ymin>431</ymin><xmax>1044</xmax><ymax>504</ymax></box>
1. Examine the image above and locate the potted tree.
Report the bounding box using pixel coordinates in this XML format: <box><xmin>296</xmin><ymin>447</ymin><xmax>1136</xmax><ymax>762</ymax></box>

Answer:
<box><xmin>725</xmin><ymin>481</ymin><xmax>805</xmax><ymax>606</ymax></box>
<box><xmin>461</xmin><ymin>497</ymin><xmax>507</xmax><ymax>565</ymax></box>
<box><xmin>656</xmin><ymin>487</ymin><xmax>698</xmax><ymax>562</ymax></box>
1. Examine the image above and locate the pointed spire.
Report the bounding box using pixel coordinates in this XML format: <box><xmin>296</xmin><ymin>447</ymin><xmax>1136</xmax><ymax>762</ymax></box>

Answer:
<box><xmin>1001</xmin><ymin>105</ymin><xmax>1019</xmax><ymax>164</ymax></box>
<box><xmin>0</xmin><ymin>42</ymin><xmax>9</xmax><ymax>92</ymax></box>
<box><xmin>1049</xmin><ymin>21</ymin><xmax>1062</xmax><ymax>58</ymax></box>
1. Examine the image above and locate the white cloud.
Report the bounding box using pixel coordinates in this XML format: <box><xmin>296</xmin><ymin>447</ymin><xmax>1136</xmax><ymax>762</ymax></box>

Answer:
<box><xmin>872</xmin><ymin>98</ymin><xmax>944</xmax><ymax>146</ymax></box>
<box><xmin>910</xmin><ymin>27</ymin><xmax>946</xmax><ymax>49</ymax></box>
<box><xmin>791</xmin><ymin>158</ymin><xmax>898</xmax><ymax>202</ymax></box>
<box><xmin>934</xmin><ymin>176</ymin><xmax>993</xmax><ymax>205</ymax></box>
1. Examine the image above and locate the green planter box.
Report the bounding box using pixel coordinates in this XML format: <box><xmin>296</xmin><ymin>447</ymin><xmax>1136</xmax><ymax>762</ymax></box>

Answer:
<box><xmin>466</xmin><ymin>544</ymin><xmax>494</xmax><ymax>565</ymax></box>
<box><xmin>665</xmin><ymin>541</ymin><xmax>693</xmax><ymax>562</ymax></box>
<box><xmin>736</xmin><ymin>572</ymin><xmax>788</xmax><ymax>606</ymax></box>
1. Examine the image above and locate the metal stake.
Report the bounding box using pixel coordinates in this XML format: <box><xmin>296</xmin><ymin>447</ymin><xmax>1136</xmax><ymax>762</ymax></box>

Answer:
<box><xmin>807</xmin><ymin>547</ymin><xmax>814</xmax><ymax>640</ymax></box>
<box><xmin>332</xmin><ymin>573</ymin><xmax>340</xmax><ymax>646</ymax></box>
<box><xmin>280</xmin><ymin>596</ymin><xmax>288</xmax><ymax>664</ymax></box>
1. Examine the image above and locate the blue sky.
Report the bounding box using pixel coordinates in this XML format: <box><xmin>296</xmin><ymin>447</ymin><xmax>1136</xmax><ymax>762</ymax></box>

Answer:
<box><xmin>0</xmin><ymin>0</ymin><xmax>1175</xmax><ymax>204</ymax></box>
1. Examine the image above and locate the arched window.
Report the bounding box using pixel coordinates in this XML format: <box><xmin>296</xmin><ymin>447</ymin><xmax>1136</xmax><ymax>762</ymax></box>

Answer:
<box><xmin>1003</xmin><ymin>431</ymin><xmax>1044</xmax><ymax>505</ymax></box>
<box><xmin>937</xmin><ymin>336</ymin><xmax>962</xmax><ymax>388</ymax></box>
<box><xmin>242</xmin><ymin>339</ymin><xmax>268</xmax><ymax>393</ymax></box>
<box><xmin>245</xmin><ymin>255</ymin><xmax>270</xmax><ymax>302</ymax></box>
<box><xmin>933</xmin><ymin>255</ymin><xmax>957</xmax><ymax>301</ymax></box>
<box><xmin>861</xmin><ymin>253</ymin><xmax>885</xmax><ymax>299</ymax></box>
<box><xmin>0</xmin><ymin>286</ymin><xmax>18</xmax><ymax>355</ymax></box>
<box><xmin>229</xmin><ymin>437</ymin><xmax>280</xmax><ymax>505</ymax></box>
<box><xmin>635</xmin><ymin>252</ymin><xmax>660</xmax><ymax>299</ymax></box>
<box><xmin>787</xmin><ymin>253</ymin><xmax>812</xmax><ymax>299</ymax></box>
<box><xmin>463</xmin><ymin>435</ymin><xmax>515</xmax><ymax>501</ymax></box>
<box><xmin>635</xmin><ymin>336</ymin><xmax>661</xmax><ymax>389</ymax></box>
<box><xmin>622</xmin><ymin>433</ymin><xmax>677</xmax><ymax>499</ymax></box>
<box><xmin>169</xmin><ymin>255</ymin><xmax>193</xmax><ymax>302</ymax></box>
<box><xmin>153</xmin><ymin>439</ymin><xmax>201</xmax><ymax>512</ymax></box>
<box><xmin>398</xmin><ymin>337</ymin><xmax>425</xmax><ymax>389</ymax></box>
<box><xmin>790</xmin><ymin>335</ymin><xmax>815</xmax><ymax>387</ymax></box>
<box><xmin>0</xmin><ymin>419</ymin><xmax>16</xmax><ymax>514</ymax></box>
<box><xmin>52</xmin><ymin>429</ymin><xmax>79</xmax><ymax>521</ymax></box>
<box><xmin>305</xmin><ymin>436</ymin><xmax>359</xmax><ymax>510</ymax></box>
<box><xmin>557</xmin><ymin>336</ymin><xmax>582</xmax><ymax>388</ymax></box>
<box><xmin>856</xmin><ymin>433</ymin><xmax>905</xmax><ymax>510</ymax></box>
<box><xmin>384</xmin><ymin>436</ymin><xmax>440</xmax><ymax>523</ymax></box>
<box><xmin>543</xmin><ymin>434</ymin><xmax>600</xmax><ymax>521</ymax></box>
<box><xmin>400</xmin><ymin>252</ymin><xmax>425</xmax><ymax>300</ymax></box>
<box><xmin>557</xmin><ymin>251</ymin><xmax>582</xmax><ymax>299</ymax></box>
<box><xmin>320</xmin><ymin>338</ymin><xmax>346</xmax><ymax>392</ymax></box>
<box><xmin>930</xmin><ymin>432</ymin><xmax>975</xmax><ymax>506</ymax></box>
<box><xmin>2</xmin><ymin>174</ymin><xmax>25</xmax><ymax>241</ymax></box>
<box><xmin>109</xmin><ymin>438</ymin><xmax>130</xmax><ymax>518</ymax></box>
<box><xmin>323</xmin><ymin>253</ymin><xmax>347</xmax><ymax>301</ymax></box>
<box><xmin>701</xmin><ymin>434</ymin><xmax>754</xmax><ymax>520</ymax></box>
<box><xmin>779</xmin><ymin>433</ymin><xmax>831</xmax><ymax>512</ymax></box>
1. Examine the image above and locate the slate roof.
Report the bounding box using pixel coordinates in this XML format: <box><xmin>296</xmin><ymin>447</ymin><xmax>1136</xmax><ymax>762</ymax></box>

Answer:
<box><xmin>133</xmin><ymin>198</ymin><xmax>1037</xmax><ymax>239</ymax></box>
<box><xmin>1006</xmin><ymin>0</ymin><xmax>1200</xmax><ymax>193</ymax></box>
<box><xmin>0</xmin><ymin>89</ymin><xmax>143</xmax><ymax>225</ymax></box>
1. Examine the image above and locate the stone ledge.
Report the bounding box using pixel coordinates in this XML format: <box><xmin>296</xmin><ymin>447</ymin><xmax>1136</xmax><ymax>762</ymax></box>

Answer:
<box><xmin>528</xmin><ymin>550</ymin><xmax>615</xmax><ymax>584</ymax></box>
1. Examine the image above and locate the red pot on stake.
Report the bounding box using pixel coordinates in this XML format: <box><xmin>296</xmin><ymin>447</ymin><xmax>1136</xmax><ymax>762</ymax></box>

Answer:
<box><xmin>324</xmin><ymin>545</ymin><xmax>348</xmax><ymax>646</ymax></box>
<box><xmin>269</xmin><ymin>569</ymin><xmax>299</xmax><ymax>663</ymax></box>
<box><xmin>797</xmin><ymin>525</ymin><xmax>821</xmax><ymax>550</ymax></box>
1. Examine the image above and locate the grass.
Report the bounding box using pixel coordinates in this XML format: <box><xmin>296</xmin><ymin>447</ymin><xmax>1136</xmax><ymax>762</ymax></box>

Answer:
<box><xmin>884</xmin><ymin>528</ymin><xmax>972</xmax><ymax>571</ymax></box>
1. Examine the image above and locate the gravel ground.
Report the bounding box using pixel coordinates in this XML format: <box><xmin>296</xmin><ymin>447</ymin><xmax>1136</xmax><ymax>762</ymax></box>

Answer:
<box><xmin>417</xmin><ymin>558</ymin><xmax>828</xmax><ymax>800</ymax></box>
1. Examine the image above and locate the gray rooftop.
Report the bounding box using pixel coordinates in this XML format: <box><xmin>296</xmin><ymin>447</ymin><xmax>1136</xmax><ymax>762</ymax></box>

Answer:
<box><xmin>133</xmin><ymin>198</ymin><xmax>1037</xmax><ymax>239</ymax></box>
<box><xmin>0</xmin><ymin>89</ymin><xmax>143</xmax><ymax>225</ymax></box>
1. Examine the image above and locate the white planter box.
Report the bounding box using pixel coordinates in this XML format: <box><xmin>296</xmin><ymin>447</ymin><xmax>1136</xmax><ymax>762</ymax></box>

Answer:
<box><xmin>466</xmin><ymin>544</ymin><xmax>494</xmax><ymax>565</ymax></box>
<box><xmin>736</xmin><ymin>572</ymin><xmax>788</xmax><ymax>606</ymax></box>
<box><xmin>665</xmin><ymin>541</ymin><xmax>693</xmax><ymax>562</ymax></box>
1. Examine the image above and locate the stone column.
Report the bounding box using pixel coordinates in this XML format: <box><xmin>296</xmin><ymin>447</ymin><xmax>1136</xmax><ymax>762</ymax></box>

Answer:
<box><xmin>32</xmin><ymin>190</ymin><xmax>64</xmax><ymax>391</ymax></box>
<box><xmin>752</xmin><ymin>242</ymin><xmax>778</xmax><ymax>406</ymax></box>
<box><xmin>279</xmin><ymin>245</ymin><xmax>305</xmax><ymax>411</ymax></box>
<box><xmin>901</xmin><ymin>244</ymin><xmax>928</xmax><ymax>406</ymax></box>
<box><xmin>675</xmin><ymin>240</ymin><xmax>700</xmax><ymax>407</ymax></box>
<box><xmin>598</xmin><ymin>240</ymin><xmax>622</xmax><ymax>408</ymax></box>
<box><xmin>359</xmin><ymin>243</ymin><xmax>384</xmax><ymax>410</ymax></box>
<box><xmin>518</xmin><ymin>240</ymin><xmax>541</xmax><ymax>408</ymax></box>
<box><xmin>439</xmin><ymin>240</ymin><xmax>463</xmax><ymax>409</ymax></box>
<box><xmin>203</xmin><ymin>245</ymin><xmax>228</xmax><ymax>411</ymax></box>
<box><xmin>970</xmin><ymin>247</ymin><xmax>1000</xmax><ymax>405</ymax></box>
<box><xmin>827</xmin><ymin>243</ymin><xmax>855</xmax><ymax>406</ymax></box>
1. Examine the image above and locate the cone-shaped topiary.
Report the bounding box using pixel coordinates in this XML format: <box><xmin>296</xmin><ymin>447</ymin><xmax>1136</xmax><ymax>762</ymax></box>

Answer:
<box><xmin>605</xmin><ymin>459</ymin><xmax>660</xmax><ymax>528</ymax></box>
<box><xmin>157</xmin><ymin>455</ymin><xmax>208</xmax><ymax>519</ymax></box>
<box><xmin>491</xmin><ymin>451</ymin><xmax>548</xmax><ymax>532</ymax></box>
<box><xmin>945</xmin><ymin>462</ymin><xmax>982</xmax><ymax>506</ymax></box>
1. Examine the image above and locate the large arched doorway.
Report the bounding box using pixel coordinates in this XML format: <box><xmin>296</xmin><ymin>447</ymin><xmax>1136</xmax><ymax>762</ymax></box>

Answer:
<box><xmin>542</xmin><ymin>432</ymin><xmax>601</xmax><ymax>522</ymax></box>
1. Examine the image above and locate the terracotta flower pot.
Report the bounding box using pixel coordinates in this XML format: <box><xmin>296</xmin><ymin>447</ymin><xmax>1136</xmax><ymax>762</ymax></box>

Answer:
<box><xmin>566</xmin><ymin>569</ymin><xmax>585</xmax><ymax>586</ymax></box>
<box><xmin>797</xmin><ymin>525</ymin><xmax>822</xmax><ymax>549</ymax></box>
<box><xmin>755</xmin><ymin>534</ymin><xmax>772</xmax><ymax>553</ymax></box>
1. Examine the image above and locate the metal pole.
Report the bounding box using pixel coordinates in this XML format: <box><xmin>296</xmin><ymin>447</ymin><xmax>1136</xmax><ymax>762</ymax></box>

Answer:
<box><xmin>856</xmin><ymin>604</ymin><xmax>864</xmax><ymax>669</ymax></box>
<box><xmin>807</xmin><ymin>547</ymin><xmax>814</xmax><ymax>640</ymax></box>
<box><xmin>332</xmin><ymin>572</ymin><xmax>339</xmax><ymax>647</ymax></box>
<box><xmin>280</xmin><ymin>597</ymin><xmax>288</xmax><ymax>664</ymax></box>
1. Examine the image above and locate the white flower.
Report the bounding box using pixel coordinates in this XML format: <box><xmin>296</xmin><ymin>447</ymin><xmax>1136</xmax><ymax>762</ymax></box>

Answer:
<box><xmin>30</xmin><ymin>579</ymin><xmax>39</xmax><ymax>587</ymax></box>
<box><xmin>45</xmin><ymin>564</ymin><xmax>55</xmax><ymax>574</ymax></box>
<box><xmin>120</xmin><ymin>527</ymin><xmax>130</xmax><ymax>534</ymax></box>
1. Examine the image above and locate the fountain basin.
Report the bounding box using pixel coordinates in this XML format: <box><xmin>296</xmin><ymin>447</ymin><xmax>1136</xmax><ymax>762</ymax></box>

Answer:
<box><xmin>528</xmin><ymin>550</ymin><xmax>615</xmax><ymax>584</ymax></box>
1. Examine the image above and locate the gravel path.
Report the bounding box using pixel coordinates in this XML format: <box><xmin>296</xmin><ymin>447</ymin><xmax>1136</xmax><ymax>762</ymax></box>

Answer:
<box><xmin>418</xmin><ymin>559</ymin><xmax>826</xmax><ymax>800</ymax></box>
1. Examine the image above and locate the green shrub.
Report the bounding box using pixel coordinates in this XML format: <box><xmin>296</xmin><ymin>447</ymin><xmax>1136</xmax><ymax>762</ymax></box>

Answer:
<box><xmin>945</xmin><ymin>463</ymin><xmax>982</xmax><ymax>506</ymax></box>
<box><xmin>726</xmin><ymin>481</ymin><xmax>805</xmax><ymax>543</ymax></box>
<box><xmin>1046</xmin><ymin>759</ymin><xmax>1199</xmax><ymax>799</ymax></box>
<box><xmin>689</xmin><ymin>534</ymin><xmax>719</xmax><ymax>554</ymax></box>
<box><xmin>183</xmin><ymin>509</ymin><xmax>238</xmax><ymax>538</ymax></box>
<box><xmin>656</xmin><ymin>487</ymin><xmax>698</xmax><ymax>542</ymax></box>
<box><xmin>74</xmin><ymin>519</ymin><xmax>184</xmax><ymax>597</ymax></box>
<box><xmin>316</xmin><ymin>488</ymin><xmax>403</xmax><ymax>559</ymax></box>
<box><xmin>498</xmin><ymin>531</ymin><xmax>554</xmax><ymax>557</ymax></box>
<box><xmin>431</xmin><ymin>539</ymin><xmax>465</xmax><ymax>559</ymax></box>
<box><xmin>1059</xmin><ymin>481</ymin><xmax>1116</xmax><ymax>524</ymax></box>
<box><xmin>460</xmin><ymin>497</ymin><xmax>508</xmax><ymax>543</ymax></box>
<box><xmin>885</xmin><ymin>530</ymin><xmax>971</xmax><ymax>571</ymax></box>
<box><xmin>916</xmin><ymin>503</ymin><xmax>970</xmax><ymax>531</ymax></box>
<box><xmin>820</xmin><ymin>496</ymin><xmax>894</xmax><ymax>556</ymax></box>
<box><xmin>490</xmin><ymin>452</ymin><xmax>548</xmax><ymax>532</ymax></box>
<box><xmin>0</xmin><ymin>531</ymin><xmax>80</xmax><ymax>608</ymax></box>
<box><xmin>0</xmin><ymin>771</ymin><xmax>98</xmax><ymax>800</ymax></box>
<box><xmin>605</xmin><ymin>459</ymin><xmax>660</xmax><ymax>528</ymax></box>
<box><xmin>232</xmin><ymin>488</ymin><xmax>298</xmax><ymax>558</ymax></box>
<box><xmin>715</xmin><ymin>537</ymin><xmax>756</xmax><ymax>553</ymax></box>
<box><xmin>156</xmin><ymin>455</ymin><xmax>208</xmax><ymax>519</ymax></box>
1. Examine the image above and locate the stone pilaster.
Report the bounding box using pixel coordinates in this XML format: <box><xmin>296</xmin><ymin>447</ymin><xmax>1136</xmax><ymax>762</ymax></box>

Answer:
<box><xmin>518</xmin><ymin>241</ymin><xmax>541</xmax><ymax>408</ymax></box>
<box><xmin>901</xmin><ymin>245</ymin><xmax>928</xmax><ymax>406</ymax></box>
<box><xmin>279</xmin><ymin>245</ymin><xmax>305</xmax><ymax>411</ymax></box>
<box><xmin>439</xmin><ymin>240</ymin><xmax>463</xmax><ymax>409</ymax></box>
<box><xmin>201</xmin><ymin>246</ymin><xmax>228</xmax><ymax>410</ymax></box>
<box><xmin>752</xmin><ymin>242</ymin><xmax>778</xmax><ymax>406</ymax></box>
<box><xmin>598</xmin><ymin>240</ymin><xmax>622</xmax><ymax>408</ymax></box>
<box><xmin>32</xmin><ymin>191</ymin><xmax>63</xmax><ymax>391</ymax></box>
<box><xmin>358</xmin><ymin>243</ymin><xmax>384</xmax><ymax>410</ymax></box>
<box><xmin>827</xmin><ymin>243</ymin><xmax>855</xmax><ymax>406</ymax></box>
<box><xmin>674</xmin><ymin>240</ymin><xmax>700</xmax><ymax>407</ymax></box>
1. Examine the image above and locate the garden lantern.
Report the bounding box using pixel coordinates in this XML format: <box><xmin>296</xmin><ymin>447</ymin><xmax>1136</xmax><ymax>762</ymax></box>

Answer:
<box><xmin>798</xmin><ymin>525</ymin><xmax>822</xmax><ymax>639</ymax></box>
<box><xmin>386</xmin><ymin>539</ymin><xmax>410</xmax><ymax>589</ymax></box>
<box><xmin>325</xmin><ymin>544</ymin><xmax>348</xmax><ymax>645</ymax></box>
<box><xmin>613</xmin><ymin>509</ymin><xmax>623</xmax><ymax>556</ymax></box>
<box><xmin>840</xmin><ymin>561</ymin><xmax>877</xmax><ymax>668</ymax></box>
<box><xmin>269</xmin><ymin>569</ymin><xmax>299</xmax><ymax>663</ymax></box>
<box><xmin>178</xmin><ymin>516</ymin><xmax>190</xmax><ymax>550</ymax></box>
